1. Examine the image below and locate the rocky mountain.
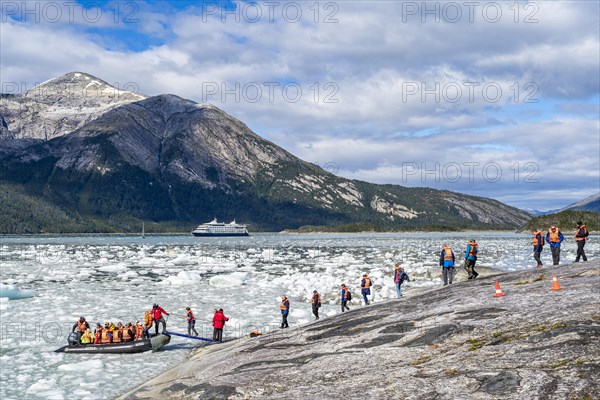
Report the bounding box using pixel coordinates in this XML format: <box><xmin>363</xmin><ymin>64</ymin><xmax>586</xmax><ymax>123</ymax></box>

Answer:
<box><xmin>560</xmin><ymin>192</ymin><xmax>600</xmax><ymax>213</ymax></box>
<box><xmin>0</xmin><ymin>72</ymin><xmax>145</xmax><ymax>140</ymax></box>
<box><xmin>0</xmin><ymin>72</ymin><xmax>532</xmax><ymax>233</ymax></box>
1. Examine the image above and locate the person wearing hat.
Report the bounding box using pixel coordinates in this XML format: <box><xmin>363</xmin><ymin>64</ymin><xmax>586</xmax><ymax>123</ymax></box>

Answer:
<box><xmin>393</xmin><ymin>264</ymin><xmax>410</xmax><ymax>298</ymax></box>
<box><xmin>71</xmin><ymin>316</ymin><xmax>90</xmax><ymax>343</ymax></box>
<box><xmin>360</xmin><ymin>274</ymin><xmax>373</xmax><ymax>305</ymax></box>
<box><xmin>545</xmin><ymin>226</ymin><xmax>564</xmax><ymax>265</ymax></box>
<box><xmin>464</xmin><ymin>239</ymin><xmax>479</xmax><ymax>279</ymax></box>
<box><xmin>185</xmin><ymin>307</ymin><xmax>199</xmax><ymax>337</ymax></box>
<box><xmin>574</xmin><ymin>221</ymin><xmax>589</xmax><ymax>262</ymax></box>
<box><xmin>151</xmin><ymin>303</ymin><xmax>169</xmax><ymax>335</ymax></box>
<box><xmin>341</xmin><ymin>284</ymin><xmax>350</xmax><ymax>312</ymax></box>
<box><xmin>311</xmin><ymin>290</ymin><xmax>321</xmax><ymax>320</ymax></box>
<box><xmin>279</xmin><ymin>295</ymin><xmax>290</xmax><ymax>328</ymax></box>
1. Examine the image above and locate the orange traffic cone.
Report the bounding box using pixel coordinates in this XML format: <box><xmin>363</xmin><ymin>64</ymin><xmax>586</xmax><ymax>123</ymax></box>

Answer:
<box><xmin>551</xmin><ymin>274</ymin><xmax>562</xmax><ymax>291</ymax></box>
<box><xmin>492</xmin><ymin>280</ymin><xmax>506</xmax><ymax>297</ymax></box>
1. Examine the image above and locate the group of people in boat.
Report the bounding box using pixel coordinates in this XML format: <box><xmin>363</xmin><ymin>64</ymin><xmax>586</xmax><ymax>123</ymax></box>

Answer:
<box><xmin>70</xmin><ymin>303</ymin><xmax>230</xmax><ymax>346</ymax></box>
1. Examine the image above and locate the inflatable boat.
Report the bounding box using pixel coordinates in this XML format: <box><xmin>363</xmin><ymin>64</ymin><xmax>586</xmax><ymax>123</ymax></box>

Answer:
<box><xmin>54</xmin><ymin>333</ymin><xmax>171</xmax><ymax>354</ymax></box>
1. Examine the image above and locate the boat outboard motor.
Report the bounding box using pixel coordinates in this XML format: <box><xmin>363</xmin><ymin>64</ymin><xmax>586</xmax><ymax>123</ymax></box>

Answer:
<box><xmin>67</xmin><ymin>332</ymin><xmax>80</xmax><ymax>346</ymax></box>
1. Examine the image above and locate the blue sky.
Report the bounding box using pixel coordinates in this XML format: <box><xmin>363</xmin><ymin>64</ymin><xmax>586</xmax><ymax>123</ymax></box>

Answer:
<box><xmin>1</xmin><ymin>0</ymin><xmax>599</xmax><ymax>211</ymax></box>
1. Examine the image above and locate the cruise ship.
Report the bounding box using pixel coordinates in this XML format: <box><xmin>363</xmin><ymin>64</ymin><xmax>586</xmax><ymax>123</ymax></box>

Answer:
<box><xmin>191</xmin><ymin>219</ymin><xmax>249</xmax><ymax>237</ymax></box>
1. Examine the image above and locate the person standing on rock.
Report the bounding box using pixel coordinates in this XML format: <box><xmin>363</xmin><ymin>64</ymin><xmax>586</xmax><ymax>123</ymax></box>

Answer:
<box><xmin>574</xmin><ymin>221</ymin><xmax>589</xmax><ymax>262</ymax></box>
<box><xmin>464</xmin><ymin>239</ymin><xmax>479</xmax><ymax>279</ymax></box>
<box><xmin>341</xmin><ymin>284</ymin><xmax>350</xmax><ymax>312</ymax></box>
<box><xmin>280</xmin><ymin>295</ymin><xmax>290</xmax><ymax>328</ymax></box>
<box><xmin>545</xmin><ymin>226</ymin><xmax>564</xmax><ymax>265</ymax></box>
<box><xmin>531</xmin><ymin>229</ymin><xmax>544</xmax><ymax>268</ymax></box>
<box><xmin>360</xmin><ymin>274</ymin><xmax>372</xmax><ymax>305</ymax></box>
<box><xmin>311</xmin><ymin>290</ymin><xmax>321</xmax><ymax>320</ymax></box>
<box><xmin>212</xmin><ymin>308</ymin><xmax>229</xmax><ymax>341</ymax></box>
<box><xmin>151</xmin><ymin>303</ymin><xmax>169</xmax><ymax>335</ymax></box>
<box><xmin>185</xmin><ymin>307</ymin><xmax>199</xmax><ymax>337</ymax></box>
<box><xmin>393</xmin><ymin>264</ymin><xmax>410</xmax><ymax>297</ymax></box>
<box><xmin>439</xmin><ymin>244</ymin><xmax>455</xmax><ymax>285</ymax></box>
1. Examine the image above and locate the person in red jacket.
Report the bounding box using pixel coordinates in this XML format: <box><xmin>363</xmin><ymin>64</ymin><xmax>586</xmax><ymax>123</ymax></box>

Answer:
<box><xmin>212</xmin><ymin>308</ymin><xmax>229</xmax><ymax>342</ymax></box>
<box><xmin>151</xmin><ymin>303</ymin><xmax>169</xmax><ymax>335</ymax></box>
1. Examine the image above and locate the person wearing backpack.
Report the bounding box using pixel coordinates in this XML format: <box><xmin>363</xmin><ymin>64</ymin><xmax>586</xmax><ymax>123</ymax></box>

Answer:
<box><xmin>574</xmin><ymin>221</ymin><xmax>589</xmax><ymax>262</ymax></box>
<box><xmin>311</xmin><ymin>290</ymin><xmax>321</xmax><ymax>320</ymax></box>
<box><xmin>464</xmin><ymin>239</ymin><xmax>479</xmax><ymax>279</ymax></box>
<box><xmin>341</xmin><ymin>284</ymin><xmax>351</xmax><ymax>312</ymax></box>
<box><xmin>393</xmin><ymin>264</ymin><xmax>410</xmax><ymax>298</ymax></box>
<box><xmin>531</xmin><ymin>229</ymin><xmax>544</xmax><ymax>268</ymax></box>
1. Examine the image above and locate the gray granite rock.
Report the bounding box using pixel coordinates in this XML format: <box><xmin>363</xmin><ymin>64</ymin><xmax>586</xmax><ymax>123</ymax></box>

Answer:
<box><xmin>119</xmin><ymin>261</ymin><xmax>600</xmax><ymax>400</ymax></box>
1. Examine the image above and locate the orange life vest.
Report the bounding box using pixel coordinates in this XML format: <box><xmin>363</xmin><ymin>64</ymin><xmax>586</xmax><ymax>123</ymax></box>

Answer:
<box><xmin>138</xmin><ymin>325</ymin><xmax>145</xmax><ymax>339</ymax></box>
<box><xmin>122</xmin><ymin>328</ymin><xmax>132</xmax><ymax>341</ymax></box>
<box><xmin>112</xmin><ymin>328</ymin><xmax>122</xmax><ymax>343</ymax></box>
<box><xmin>549</xmin><ymin>229</ymin><xmax>560</xmax><ymax>243</ymax></box>
<box><xmin>186</xmin><ymin>310</ymin><xmax>195</xmax><ymax>322</ymax></box>
<box><xmin>362</xmin><ymin>277</ymin><xmax>371</xmax><ymax>288</ymax></box>
<box><xmin>443</xmin><ymin>247</ymin><xmax>453</xmax><ymax>260</ymax></box>
<box><xmin>468</xmin><ymin>243</ymin><xmax>478</xmax><ymax>258</ymax></box>
<box><xmin>77</xmin><ymin>320</ymin><xmax>87</xmax><ymax>332</ymax></box>
<box><xmin>144</xmin><ymin>312</ymin><xmax>153</xmax><ymax>328</ymax></box>
<box><xmin>101</xmin><ymin>329</ymin><xmax>111</xmax><ymax>344</ymax></box>
<box><xmin>575</xmin><ymin>225</ymin><xmax>588</xmax><ymax>241</ymax></box>
<box><xmin>312</xmin><ymin>292</ymin><xmax>321</xmax><ymax>304</ymax></box>
<box><xmin>532</xmin><ymin>231</ymin><xmax>542</xmax><ymax>246</ymax></box>
<box><xmin>280</xmin><ymin>298</ymin><xmax>289</xmax><ymax>311</ymax></box>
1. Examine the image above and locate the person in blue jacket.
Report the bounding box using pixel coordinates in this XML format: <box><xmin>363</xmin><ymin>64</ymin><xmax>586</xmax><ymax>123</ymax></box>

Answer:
<box><xmin>546</xmin><ymin>226</ymin><xmax>564</xmax><ymax>265</ymax></box>
<box><xmin>464</xmin><ymin>239</ymin><xmax>479</xmax><ymax>279</ymax></box>
<box><xmin>439</xmin><ymin>245</ymin><xmax>455</xmax><ymax>285</ymax></box>
<box><xmin>279</xmin><ymin>295</ymin><xmax>290</xmax><ymax>329</ymax></box>
<box><xmin>341</xmin><ymin>284</ymin><xmax>350</xmax><ymax>312</ymax></box>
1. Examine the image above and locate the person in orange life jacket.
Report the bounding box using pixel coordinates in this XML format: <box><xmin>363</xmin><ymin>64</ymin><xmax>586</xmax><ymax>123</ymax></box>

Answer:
<box><xmin>545</xmin><ymin>226</ymin><xmax>564</xmax><ymax>265</ymax></box>
<box><xmin>280</xmin><ymin>295</ymin><xmax>290</xmax><ymax>329</ymax></box>
<box><xmin>212</xmin><ymin>308</ymin><xmax>229</xmax><ymax>341</ymax></box>
<box><xmin>144</xmin><ymin>310</ymin><xmax>153</xmax><ymax>338</ymax></box>
<box><xmin>151</xmin><ymin>304</ymin><xmax>169</xmax><ymax>335</ymax></box>
<box><xmin>122</xmin><ymin>323</ymin><xmax>134</xmax><ymax>342</ymax></box>
<box><xmin>135</xmin><ymin>321</ymin><xmax>145</xmax><ymax>340</ymax></box>
<box><xmin>439</xmin><ymin>245</ymin><xmax>456</xmax><ymax>285</ymax></box>
<box><xmin>574</xmin><ymin>221</ymin><xmax>589</xmax><ymax>262</ymax></box>
<box><xmin>101</xmin><ymin>323</ymin><xmax>113</xmax><ymax>344</ymax></box>
<box><xmin>311</xmin><ymin>290</ymin><xmax>321</xmax><ymax>320</ymax></box>
<box><xmin>361</xmin><ymin>274</ymin><xmax>373</xmax><ymax>305</ymax></box>
<box><xmin>93</xmin><ymin>323</ymin><xmax>103</xmax><ymax>344</ymax></box>
<box><xmin>341</xmin><ymin>284</ymin><xmax>350</xmax><ymax>312</ymax></box>
<box><xmin>186</xmin><ymin>307</ymin><xmax>199</xmax><ymax>337</ymax></box>
<box><xmin>464</xmin><ymin>239</ymin><xmax>479</xmax><ymax>279</ymax></box>
<box><xmin>72</xmin><ymin>316</ymin><xmax>90</xmax><ymax>342</ymax></box>
<box><xmin>112</xmin><ymin>322</ymin><xmax>123</xmax><ymax>343</ymax></box>
<box><xmin>531</xmin><ymin>229</ymin><xmax>544</xmax><ymax>268</ymax></box>
<box><xmin>393</xmin><ymin>264</ymin><xmax>410</xmax><ymax>298</ymax></box>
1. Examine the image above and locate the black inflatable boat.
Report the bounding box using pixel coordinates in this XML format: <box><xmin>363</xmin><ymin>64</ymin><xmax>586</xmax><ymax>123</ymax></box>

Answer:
<box><xmin>54</xmin><ymin>333</ymin><xmax>171</xmax><ymax>354</ymax></box>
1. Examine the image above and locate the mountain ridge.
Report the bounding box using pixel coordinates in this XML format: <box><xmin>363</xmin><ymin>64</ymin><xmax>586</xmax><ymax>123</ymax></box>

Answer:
<box><xmin>0</xmin><ymin>72</ymin><xmax>532</xmax><ymax>233</ymax></box>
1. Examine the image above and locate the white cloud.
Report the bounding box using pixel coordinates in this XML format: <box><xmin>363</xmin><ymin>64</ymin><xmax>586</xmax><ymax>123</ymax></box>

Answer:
<box><xmin>1</xmin><ymin>0</ymin><xmax>598</xmax><ymax>209</ymax></box>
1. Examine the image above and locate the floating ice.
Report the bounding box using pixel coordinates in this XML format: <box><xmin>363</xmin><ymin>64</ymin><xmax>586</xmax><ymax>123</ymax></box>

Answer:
<box><xmin>162</xmin><ymin>271</ymin><xmax>202</xmax><ymax>285</ymax></box>
<box><xmin>0</xmin><ymin>283</ymin><xmax>36</xmax><ymax>300</ymax></box>
<box><xmin>209</xmin><ymin>272</ymin><xmax>247</xmax><ymax>287</ymax></box>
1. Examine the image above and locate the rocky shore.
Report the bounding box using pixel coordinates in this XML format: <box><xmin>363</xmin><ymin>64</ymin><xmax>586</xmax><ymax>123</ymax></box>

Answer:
<box><xmin>120</xmin><ymin>261</ymin><xmax>599</xmax><ymax>400</ymax></box>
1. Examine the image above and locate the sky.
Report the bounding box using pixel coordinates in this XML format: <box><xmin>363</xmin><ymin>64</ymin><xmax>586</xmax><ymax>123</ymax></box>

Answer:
<box><xmin>1</xmin><ymin>0</ymin><xmax>599</xmax><ymax>211</ymax></box>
